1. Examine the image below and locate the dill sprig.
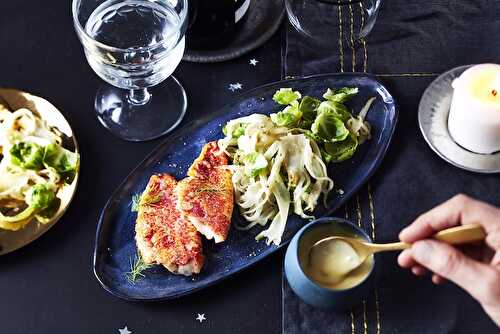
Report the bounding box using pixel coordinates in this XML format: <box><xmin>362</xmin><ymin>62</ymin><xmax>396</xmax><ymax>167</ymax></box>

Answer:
<box><xmin>194</xmin><ymin>187</ymin><xmax>224</xmax><ymax>197</ymax></box>
<box><xmin>126</xmin><ymin>253</ymin><xmax>152</xmax><ymax>284</ymax></box>
<box><xmin>131</xmin><ymin>193</ymin><xmax>141</xmax><ymax>212</ymax></box>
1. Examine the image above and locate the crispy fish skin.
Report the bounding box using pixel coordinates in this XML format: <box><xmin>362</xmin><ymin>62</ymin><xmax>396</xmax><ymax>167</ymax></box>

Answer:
<box><xmin>177</xmin><ymin>142</ymin><xmax>234</xmax><ymax>243</ymax></box>
<box><xmin>187</xmin><ymin>141</ymin><xmax>230</xmax><ymax>178</ymax></box>
<box><xmin>135</xmin><ymin>174</ymin><xmax>204</xmax><ymax>276</ymax></box>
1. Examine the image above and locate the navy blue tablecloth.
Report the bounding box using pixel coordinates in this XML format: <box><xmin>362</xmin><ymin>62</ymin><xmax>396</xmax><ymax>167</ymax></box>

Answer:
<box><xmin>282</xmin><ymin>1</ymin><xmax>500</xmax><ymax>333</ymax></box>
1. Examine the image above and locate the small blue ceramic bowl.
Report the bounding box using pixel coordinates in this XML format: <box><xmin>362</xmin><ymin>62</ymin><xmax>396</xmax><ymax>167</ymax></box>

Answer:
<box><xmin>284</xmin><ymin>217</ymin><xmax>377</xmax><ymax>309</ymax></box>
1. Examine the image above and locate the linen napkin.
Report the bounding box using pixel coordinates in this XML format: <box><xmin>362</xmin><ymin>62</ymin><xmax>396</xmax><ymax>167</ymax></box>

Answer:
<box><xmin>282</xmin><ymin>1</ymin><xmax>500</xmax><ymax>333</ymax></box>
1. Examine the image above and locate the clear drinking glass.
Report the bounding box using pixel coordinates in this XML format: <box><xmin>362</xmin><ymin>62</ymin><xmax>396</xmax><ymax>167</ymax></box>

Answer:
<box><xmin>285</xmin><ymin>0</ymin><xmax>381</xmax><ymax>47</ymax></box>
<box><xmin>72</xmin><ymin>0</ymin><xmax>188</xmax><ymax>141</ymax></box>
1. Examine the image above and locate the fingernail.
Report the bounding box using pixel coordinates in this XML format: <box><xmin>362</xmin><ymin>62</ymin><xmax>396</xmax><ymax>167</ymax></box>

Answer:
<box><xmin>399</xmin><ymin>226</ymin><xmax>413</xmax><ymax>240</ymax></box>
<box><xmin>412</xmin><ymin>241</ymin><xmax>433</xmax><ymax>263</ymax></box>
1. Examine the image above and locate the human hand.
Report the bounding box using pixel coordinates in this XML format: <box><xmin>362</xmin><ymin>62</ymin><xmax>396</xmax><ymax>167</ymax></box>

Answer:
<box><xmin>398</xmin><ymin>194</ymin><xmax>500</xmax><ymax>326</ymax></box>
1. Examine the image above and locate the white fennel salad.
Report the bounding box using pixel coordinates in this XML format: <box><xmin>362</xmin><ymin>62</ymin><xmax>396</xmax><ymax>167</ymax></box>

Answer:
<box><xmin>218</xmin><ymin>87</ymin><xmax>375</xmax><ymax>245</ymax></box>
<box><xmin>0</xmin><ymin>101</ymin><xmax>79</xmax><ymax>231</ymax></box>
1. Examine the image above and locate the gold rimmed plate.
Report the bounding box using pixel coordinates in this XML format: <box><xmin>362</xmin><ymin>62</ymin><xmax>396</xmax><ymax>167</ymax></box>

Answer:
<box><xmin>0</xmin><ymin>88</ymin><xmax>79</xmax><ymax>255</ymax></box>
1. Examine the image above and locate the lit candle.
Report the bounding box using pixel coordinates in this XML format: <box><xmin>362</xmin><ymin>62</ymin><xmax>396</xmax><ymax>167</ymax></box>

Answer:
<box><xmin>448</xmin><ymin>64</ymin><xmax>500</xmax><ymax>154</ymax></box>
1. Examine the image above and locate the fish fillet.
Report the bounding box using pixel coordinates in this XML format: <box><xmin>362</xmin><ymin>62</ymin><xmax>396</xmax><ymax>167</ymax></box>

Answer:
<box><xmin>135</xmin><ymin>174</ymin><xmax>204</xmax><ymax>276</ymax></box>
<box><xmin>177</xmin><ymin>142</ymin><xmax>234</xmax><ymax>243</ymax></box>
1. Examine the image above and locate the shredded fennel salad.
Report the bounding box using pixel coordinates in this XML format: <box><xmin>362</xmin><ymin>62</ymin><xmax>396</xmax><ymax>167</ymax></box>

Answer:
<box><xmin>218</xmin><ymin>87</ymin><xmax>375</xmax><ymax>245</ymax></box>
<box><xmin>0</xmin><ymin>103</ymin><xmax>79</xmax><ymax>231</ymax></box>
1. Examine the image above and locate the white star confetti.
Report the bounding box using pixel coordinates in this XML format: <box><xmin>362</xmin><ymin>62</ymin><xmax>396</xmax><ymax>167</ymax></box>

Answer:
<box><xmin>228</xmin><ymin>83</ymin><xmax>243</xmax><ymax>92</ymax></box>
<box><xmin>249</xmin><ymin>58</ymin><xmax>259</xmax><ymax>66</ymax></box>
<box><xmin>118</xmin><ymin>326</ymin><xmax>132</xmax><ymax>334</ymax></box>
<box><xmin>196</xmin><ymin>313</ymin><xmax>207</xmax><ymax>323</ymax></box>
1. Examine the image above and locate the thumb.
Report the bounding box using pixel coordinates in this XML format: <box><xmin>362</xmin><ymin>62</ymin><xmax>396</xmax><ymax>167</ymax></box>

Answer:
<box><xmin>411</xmin><ymin>240</ymin><xmax>496</xmax><ymax>303</ymax></box>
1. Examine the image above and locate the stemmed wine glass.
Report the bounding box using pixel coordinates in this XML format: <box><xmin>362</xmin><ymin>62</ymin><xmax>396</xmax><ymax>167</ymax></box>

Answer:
<box><xmin>285</xmin><ymin>0</ymin><xmax>381</xmax><ymax>47</ymax></box>
<box><xmin>72</xmin><ymin>0</ymin><xmax>188</xmax><ymax>141</ymax></box>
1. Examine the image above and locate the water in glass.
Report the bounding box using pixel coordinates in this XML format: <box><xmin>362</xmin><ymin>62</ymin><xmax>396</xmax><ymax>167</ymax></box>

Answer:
<box><xmin>84</xmin><ymin>0</ymin><xmax>185</xmax><ymax>90</ymax></box>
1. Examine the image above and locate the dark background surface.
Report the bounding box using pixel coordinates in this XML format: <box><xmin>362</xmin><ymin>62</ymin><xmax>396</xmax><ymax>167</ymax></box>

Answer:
<box><xmin>0</xmin><ymin>1</ymin><xmax>283</xmax><ymax>333</ymax></box>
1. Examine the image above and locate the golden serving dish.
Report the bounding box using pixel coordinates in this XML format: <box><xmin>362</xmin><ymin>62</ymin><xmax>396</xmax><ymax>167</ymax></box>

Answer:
<box><xmin>0</xmin><ymin>88</ymin><xmax>79</xmax><ymax>255</ymax></box>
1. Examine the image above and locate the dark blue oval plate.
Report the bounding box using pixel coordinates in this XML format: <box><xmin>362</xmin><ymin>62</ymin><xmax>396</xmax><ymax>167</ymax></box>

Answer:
<box><xmin>94</xmin><ymin>73</ymin><xmax>397</xmax><ymax>301</ymax></box>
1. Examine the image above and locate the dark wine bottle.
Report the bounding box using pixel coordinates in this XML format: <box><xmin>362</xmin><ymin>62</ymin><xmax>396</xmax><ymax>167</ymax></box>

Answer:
<box><xmin>186</xmin><ymin>0</ymin><xmax>251</xmax><ymax>50</ymax></box>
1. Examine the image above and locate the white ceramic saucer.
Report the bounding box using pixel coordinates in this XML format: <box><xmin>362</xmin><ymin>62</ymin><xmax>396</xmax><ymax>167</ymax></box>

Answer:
<box><xmin>418</xmin><ymin>65</ymin><xmax>500</xmax><ymax>173</ymax></box>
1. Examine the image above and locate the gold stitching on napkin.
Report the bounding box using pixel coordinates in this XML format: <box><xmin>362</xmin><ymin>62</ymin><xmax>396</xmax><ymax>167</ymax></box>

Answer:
<box><xmin>345</xmin><ymin>204</ymin><xmax>357</xmax><ymax>333</ymax></box>
<box><xmin>358</xmin><ymin>2</ymin><xmax>368</xmax><ymax>73</ymax></box>
<box><xmin>350</xmin><ymin>308</ymin><xmax>356</xmax><ymax>334</ymax></box>
<box><xmin>363</xmin><ymin>300</ymin><xmax>368</xmax><ymax>334</ymax></box>
<box><xmin>375</xmin><ymin>289</ymin><xmax>381</xmax><ymax>334</ymax></box>
<box><xmin>368</xmin><ymin>184</ymin><xmax>376</xmax><ymax>241</ymax></box>
<box><xmin>368</xmin><ymin>184</ymin><xmax>382</xmax><ymax>334</ymax></box>
<box><xmin>375</xmin><ymin>73</ymin><xmax>438</xmax><ymax>77</ymax></box>
<box><xmin>344</xmin><ymin>204</ymin><xmax>357</xmax><ymax>333</ymax></box>
<box><xmin>348</xmin><ymin>1</ymin><xmax>356</xmax><ymax>72</ymax></box>
<box><xmin>338</xmin><ymin>5</ymin><xmax>345</xmax><ymax>72</ymax></box>
<box><xmin>356</xmin><ymin>195</ymin><xmax>362</xmax><ymax>227</ymax></box>
<box><xmin>355</xmin><ymin>195</ymin><xmax>369</xmax><ymax>332</ymax></box>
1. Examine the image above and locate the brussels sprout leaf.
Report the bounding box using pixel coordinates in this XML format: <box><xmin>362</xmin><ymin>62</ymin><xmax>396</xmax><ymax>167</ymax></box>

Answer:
<box><xmin>311</xmin><ymin>112</ymin><xmax>349</xmax><ymax>143</ymax></box>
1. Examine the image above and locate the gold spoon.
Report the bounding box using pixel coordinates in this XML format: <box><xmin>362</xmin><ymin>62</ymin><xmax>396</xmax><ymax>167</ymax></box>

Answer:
<box><xmin>311</xmin><ymin>223</ymin><xmax>486</xmax><ymax>267</ymax></box>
